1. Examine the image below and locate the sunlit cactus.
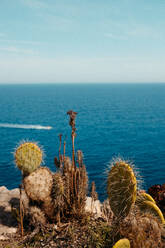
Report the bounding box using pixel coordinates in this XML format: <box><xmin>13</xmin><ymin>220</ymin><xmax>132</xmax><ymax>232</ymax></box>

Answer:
<box><xmin>136</xmin><ymin>192</ymin><xmax>156</xmax><ymax>204</ymax></box>
<box><xmin>113</xmin><ymin>238</ymin><xmax>130</xmax><ymax>248</ymax></box>
<box><xmin>51</xmin><ymin>172</ymin><xmax>64</xmax><ymax>222</ymax></box>
<box><xmin>15</xmin><ymin>142</ymin><xmax>43</xmax><ymax>175</ymax></box>
<box><xmin>63</xmin><ymin>152</ymin><xmax>88</xmax><ymax>216</ymax></box>
<box><xmin>136</xmin><ymin>200</ymin><xmax>165</xmax><ymax>224</ymax></box>
<box><xmin>107</xmin><ymin>159</ymin><xmax>137</xmax><ymax>218</ymax></box>
<box><xmin>23</xmin><ymin>167</ymin><xmax>53</xmax><ymax>202</ymax></box>
<box><xmin>120</xmin><ymin>211</ymin><xmax>162</xmax><ymax>248</ymax></box>
<box><xmin>52</xmin><ymin>173</ymin><xmax>64</xmax><ymax>200</ymax></box>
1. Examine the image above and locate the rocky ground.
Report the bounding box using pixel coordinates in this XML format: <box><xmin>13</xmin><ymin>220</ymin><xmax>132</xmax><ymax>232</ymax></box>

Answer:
<box><xmin>0</xmin><ymin>186</ymin><xmax>20</xmax><ymax>241</ymax></box>
<box><xmin>1</xmin><ymin>185</ymin><xmax>165</xmax><ymax>248</ymax></box>
<box><xmin>0</xmin><ymin>186</ymin><xmax>109</xmax><ymax>248</ymax></box>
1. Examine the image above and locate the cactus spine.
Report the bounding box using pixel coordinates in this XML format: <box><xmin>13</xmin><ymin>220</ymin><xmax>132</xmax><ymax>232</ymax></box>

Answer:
<box><xmin>107</xmin><ymin>160</ymin><xmax>137</xmax><ymax>218</ymax></box>
<box><xmin>15</xmin><ymin>142</ymin><xmax>42</xmax><ymax>175</ymax></box>
<box><xmin>113</xmin><ymin>239</ymin><xmax>130</xmax><ymax>248</ymax></box>
<box><xmin>136</xmin><ymin>200</ymin><xmax>165</xmax><ymax>224</ymax></box>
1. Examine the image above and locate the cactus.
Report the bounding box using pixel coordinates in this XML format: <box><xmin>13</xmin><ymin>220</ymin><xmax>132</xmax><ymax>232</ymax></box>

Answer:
<box><xmin>136</xmin><ymin>192</ymin><xmax>156</xmax><ymax>204</ymax></box>
<box><xmin>15</xmin><ymin>142</ymin><xmax>43</xmax><ymax>175</ymax></box>
<box><xmin>107</xmin><ymin>160</ymin><xmax>137</xmax><ymax>218</ymax></box>
<box><xmin>29</xmin><ymin>206</ymin><xmax>46</xmax><ymax>226</ymax></box>
<box><xmin>113</xmin><ymin>238</ymin><xmax>130</xmax><ymax>248</ymax></box>
<box><xmin>23</xmin><ymin>167</ymin><xmax>53</xmax><ymax>202</ymax></box>
<box><xmin>136</xmin><ymin>200</ymin><xmax>165</xmax><ymax>224</ymax></box>
<box><xmin>52</xmin><ymin>173</ymin><xmax>64</xmax><ymax>199</ymax></box>
<box><xmin>51</xmin><ymin>173</ymin><xmax>64</xmax><ymax>222</ymax></box>
<box><xmin>120</xmin><ymin>212</ymin><xmax>162</xmax><ymax>248</ymax></box>
<box><xmin>52</xmin><ymin>173</ymin><xmax>64</xmax><ymax>204</ymax></box>
<box><xmin>63</xmin><ymin>153</ymin><xmax>88</xmax><ymax>217</ymax></box>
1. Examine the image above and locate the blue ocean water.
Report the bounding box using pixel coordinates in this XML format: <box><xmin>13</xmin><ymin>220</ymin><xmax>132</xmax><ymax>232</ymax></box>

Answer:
<box><xmin>0</xmin><ymin>83</ymin><xmax>165</xmax><ymax>201</ymax></box>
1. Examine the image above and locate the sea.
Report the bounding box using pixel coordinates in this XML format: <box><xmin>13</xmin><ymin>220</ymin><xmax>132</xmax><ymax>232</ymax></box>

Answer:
<box><xmin>0</xmin><ymin>83</ymin><xmax>165</xmax><ymax>201</ymax></box>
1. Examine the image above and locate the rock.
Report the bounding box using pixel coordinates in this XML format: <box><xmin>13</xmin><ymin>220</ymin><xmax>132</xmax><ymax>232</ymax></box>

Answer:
<box><xmin>0</xmin><ymin>186</ymin><xmax>29</xmax><ymax>240</ymax></box>
<box><xmin>0</xmin><ymin>187</ymin><xmax>105</xmax><ymax>240</ymax></box>
<box><xmin>85</xmin><ymin>197</ymin><xmax>103</xmax><ymax>217</ymax></box>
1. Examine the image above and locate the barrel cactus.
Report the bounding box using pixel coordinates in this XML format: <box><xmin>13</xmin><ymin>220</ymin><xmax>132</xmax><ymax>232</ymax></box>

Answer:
<box><xmin>113</xmin><ymin>238</ymin><xmax>130</xmax><ymax>248</ymax></box>
<box><xmin>15</xmin><ymin>142</ymin><xmax>43</xmax><ymax>175</ymax></box>
<box><xmin>107</xmin><ymin>160</ymin><xmax>137</xmax><ymax>218</ymax></box>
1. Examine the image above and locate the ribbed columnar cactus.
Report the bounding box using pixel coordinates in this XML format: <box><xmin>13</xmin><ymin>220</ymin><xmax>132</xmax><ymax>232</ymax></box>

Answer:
<box><xmin>63</xmin><ymin>152</ymin><xmax>88</xmax><ymax>217</ymax></box>
<box><xmin>107</xmin><ymin>160</ymin><xmax>137</xmax><ymax>218</ymax></box>
<box><xmin>51</xmin><ymin>173</ymin><xmax>64</xmax><ymax>222</ymax></box>
<box><xmin>52</xmin><ymin>173</ymin><xmax>64</xmax><ymax>202</ymax></box>
<box><xmin>15</xmin><ymin>142</ymin><xmax>43</xmax><ymax>175</ymax></box>
<box><xmin>113</xmin><ymin>238</ymin><xmax>130</xmax><ymax>248</ymax></box>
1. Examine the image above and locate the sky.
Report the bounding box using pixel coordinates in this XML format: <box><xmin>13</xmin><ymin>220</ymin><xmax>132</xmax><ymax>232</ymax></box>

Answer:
<box><xmin>0</xmin><ymin>0</ymin><xmax>165</xmax><ymax>83</ymax></box>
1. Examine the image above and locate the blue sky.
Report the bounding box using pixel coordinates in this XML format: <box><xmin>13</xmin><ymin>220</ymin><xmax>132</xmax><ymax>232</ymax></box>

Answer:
<box><xmin>0</xmin><ymin>0</ymin><xmax>165</xmax><ymax>83</ymax></box>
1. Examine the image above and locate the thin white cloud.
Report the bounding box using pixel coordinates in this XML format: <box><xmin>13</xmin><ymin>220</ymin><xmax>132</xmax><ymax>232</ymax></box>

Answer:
<box><xmin>127</xmin><ymin>26</ymin><xmax>162</xmax><ymax>39</ymax></box>
<box><xmin>104</xmin><ymin>33</ymin><xmax>127</xmax><ymax>40</ymax></box>
<box><xmin>20</xmin><ymin>0</ymin><xmax>49</xmax><ymax>9</ymax></box>
<box><xmin>0</xmin><ymin>39</ymin><xmax>42</xmax><ymax>45</ymax></box>
<box><xmin>105</xmin><ymin>23</ymin><xmax>162</xmax><ymax>41</ymax></box>
<box><xmin>0</xmin><ymin>46</ymin><xmax>36</xmax><ymax>55</ymax></box>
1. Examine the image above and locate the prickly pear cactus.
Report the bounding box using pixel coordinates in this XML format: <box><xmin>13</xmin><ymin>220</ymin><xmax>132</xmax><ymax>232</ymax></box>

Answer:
<box><xmin>113</xmin><ymin>238</ymin><xmax>130</xmax><ymax>248</ymax></box>
<box><xmin>15</xmin><ymin>142</ymin><xmax>42</xmax><ymax>175</ymax></box>
<box><xmin>23</xmin><ymin>167</ymin><xmax>53</xmax><ymax>202</ymax></box>
<box><xmin>136</xmin><ymin>192</ymin><xmax>156</xmax><ymax>204</ymax></box>
<box><xmin>136</xmin><ymin>200</ymin><xmax>165</xmax><ymax>224</ymax></box>
<box><xmin>107</xmin><ymin>160</ymin><xmax>137</xmax><ymax>218</ymax></box>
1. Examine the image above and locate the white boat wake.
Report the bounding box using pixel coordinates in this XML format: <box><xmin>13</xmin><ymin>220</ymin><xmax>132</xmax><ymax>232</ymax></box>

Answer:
<box><xmin>0</xmin><ymin>123</ymin><xmax>52</xmax><ymax>130</ymax></box>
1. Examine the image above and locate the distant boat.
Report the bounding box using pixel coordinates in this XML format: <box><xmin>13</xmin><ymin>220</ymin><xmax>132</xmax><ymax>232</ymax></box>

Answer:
<box><xmin>0</xmin><ymin>123</ymin><xmax>53</xmax><ymax>130</ymax></box>
<box><xmin>47</xmin><ymin>126</ymin><xmax>52</xmax><ymax>130</ymax></box>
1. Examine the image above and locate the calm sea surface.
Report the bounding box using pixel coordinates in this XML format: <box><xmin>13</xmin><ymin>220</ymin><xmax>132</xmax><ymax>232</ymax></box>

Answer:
<box><xmin>0</xmin><ymin>83</ymin><xmax>165</xmax><ymax>201</ymax></box>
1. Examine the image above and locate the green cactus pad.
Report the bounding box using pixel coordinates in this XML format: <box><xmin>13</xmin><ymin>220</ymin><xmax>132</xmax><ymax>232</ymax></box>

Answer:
<box><xmin>15</xmin><ymin>142</ymin><xmax>42</xmax><ymax>175</ymax></box>
<box><xmin>107</xmin><ymin>161</ymin><xmax>137</xmax><ymax>218</ymax></box>
<box><xmin>137</xmin><ymin>200</ymin><xmax>165</xmax><ymax>224</ymax></box>
<box><xmin>136</xmin><ymin>192</ymin><xmax>156</xmax><ymax>204</ymax></box>
<box><xmin>113</xmin><ymin>238</ymin><xmax>130</xmax><ymax>248</ymax></box>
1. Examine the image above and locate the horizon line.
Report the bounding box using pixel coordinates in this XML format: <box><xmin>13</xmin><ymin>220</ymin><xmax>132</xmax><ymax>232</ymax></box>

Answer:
<box><xmin>0</xmin><ymin>82</ymin><xmax>165</xmax><ymax>85</ymax></box>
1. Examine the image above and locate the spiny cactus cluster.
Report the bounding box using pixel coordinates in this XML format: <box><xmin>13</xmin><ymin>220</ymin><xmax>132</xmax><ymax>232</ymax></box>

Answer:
<box><xmin>14</xmin><ymin>111</ymin><xmax>88</xmax><ymax>227</ymax></box>
<box><xmin>13</xmin><ymin>111</ymin><xmax>165</xmax><ymax>248</ymax></box>
<box><xmin>107</xmin><ymin>159</ymin><xmax>164</xmax><ymax>247</ymax></box>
